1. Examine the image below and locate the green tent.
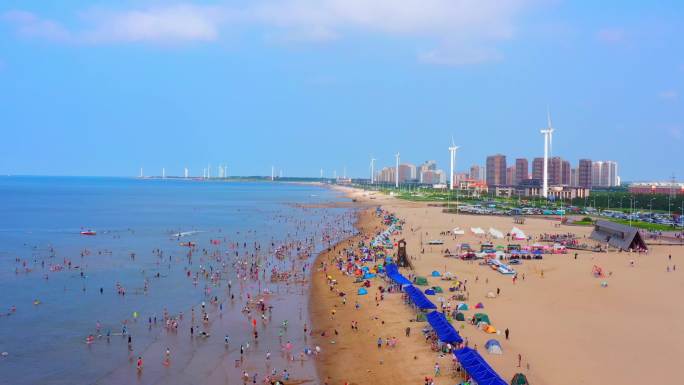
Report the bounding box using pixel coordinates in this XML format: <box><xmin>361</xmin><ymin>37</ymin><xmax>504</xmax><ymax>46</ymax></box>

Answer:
<box><xmin>455</xmin><ymin>312</ymin><xmax>465</xmax><ymax>321</ymax></box>
<box><xmin>432</xmin><ymin>286</ymin><xmax>443</xmax><ymax>293</ymax></box>
<box><xmin>414</xmin><ymin>276</ymin><xmax>428</xmax><ymax>286</ymax></box>
<box><xmin>511</xmin><ymin>373</ymin><xmax>529</xmax><ymax>385</ymax></box>
<box><xmin>474</xmin><ymin>313</ymin><xmax>491</xmax><ymax>324</ymax></box>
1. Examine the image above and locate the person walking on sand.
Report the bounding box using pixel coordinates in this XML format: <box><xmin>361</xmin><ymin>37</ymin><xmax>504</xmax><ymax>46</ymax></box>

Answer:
<box><xmin>405</xmin><ymin>327</ymin><xmax>411</xmax><ymax>337</ymax></box>
<box><xmin>518</xmin><ymin>353</ymin><xmax>522</xmax><ymax>367</ymax></box>
<box><xmin>505</xmin><ymin>328</ymin><xmax>509</xmax><ymax>340</ymax></box>
<box><xmin>434</xmin><ymin>362</ymin><xmax>440</xmax><ymax>376</ymax></box>
<box><xmin>377</xmin><ymin>337</ymin><xmax>382</xmax><ymax>348</ymax></box>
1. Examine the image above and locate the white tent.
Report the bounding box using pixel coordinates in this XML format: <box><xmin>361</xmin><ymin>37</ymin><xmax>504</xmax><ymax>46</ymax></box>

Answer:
<box><xmin>510</xmin><ymin>227</ymin><xmax>526</xmax><ymax>240</ymax></box>
<box><xmin>452</xmin><ymin>227</ymin><xmax>465</xmax><ymax>235</ymax></box>
<box><xmin>488</xmin><ymin>227</ymin><xmax>504</xmax><ymax>239</ymax></box>
<box><xmin>471</xmin><ymin>227</ymin><xmax>485</xmax><ymax>235</ymax></box>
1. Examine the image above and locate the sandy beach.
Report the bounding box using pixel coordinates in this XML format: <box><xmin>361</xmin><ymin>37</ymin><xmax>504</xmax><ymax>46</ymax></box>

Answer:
<box><xmin>311</xmin><ymin>186</ymin><xmax>684</xmax><ymax>385</ymax></box>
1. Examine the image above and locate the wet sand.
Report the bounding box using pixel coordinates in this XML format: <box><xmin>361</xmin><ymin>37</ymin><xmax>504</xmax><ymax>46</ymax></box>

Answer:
<box><xmin>311</xmin><ymin>186</ymin><xmax>684</xmax><ymax>385</ymax></box>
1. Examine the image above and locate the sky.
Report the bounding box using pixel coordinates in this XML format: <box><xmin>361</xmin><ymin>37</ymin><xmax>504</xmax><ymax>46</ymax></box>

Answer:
<box><xmin>0</xmin><ymin>0</ymin><xmax>682</xmax><ymax>181</ymax></box>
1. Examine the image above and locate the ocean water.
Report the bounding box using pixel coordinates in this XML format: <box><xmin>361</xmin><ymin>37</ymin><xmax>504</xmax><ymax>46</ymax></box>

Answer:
<box><xmin>0</xmin><ymin>177</ymin><xmax>355</xmax><ymax>385</ymax></box>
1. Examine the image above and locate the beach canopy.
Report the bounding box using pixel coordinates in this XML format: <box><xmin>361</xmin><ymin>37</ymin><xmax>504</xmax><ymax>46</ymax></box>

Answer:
<box><xmin>426</xmin><ymin>311</ymin><xmax>463</xmax><ymax>344</ymax></box>
<box><xmin>404</xmin><ymin>285</ymin><xmax>437</xmax><ymax>310</ymax></box>
<box><xmin>431</xmin><ymin>270</ymin><xmax>441</xmax><ymax>277</ymax></box>
<box><xmin>475</xmin><ymin>302</ymin><xmax>485</xmax><ymax>309</ymax></box>
<box><xmin>474</xmin><ymin>313</ymin><xmax>491</xmax><ymax>324</ymax></box>
<box><xmin>454</xmin><ymin>347</ymin><xmax>507</xmax><ymax>385</ymax></box>
<box><xmin>485</xmin><ymin>339</ymin><xmax>503</xmax><ymax>355</ymax></box>
<box><xmin>385</xmin><ymin>264</ymin><xmax>412</xmax><ymax>286</ymax></box>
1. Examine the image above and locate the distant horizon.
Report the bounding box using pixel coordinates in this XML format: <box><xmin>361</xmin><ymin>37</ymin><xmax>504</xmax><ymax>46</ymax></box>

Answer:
<box><xmin>1</xmin><ymin>1</ymin><xmax>682</xmax><ymax>180</ymax></box>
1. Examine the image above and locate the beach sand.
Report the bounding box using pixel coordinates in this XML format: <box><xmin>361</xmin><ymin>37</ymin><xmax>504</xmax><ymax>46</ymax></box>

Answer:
<box><xmin>311</xmin><ymin>186</ymin><xmax>684</xmax><ymax>384</ymax></box>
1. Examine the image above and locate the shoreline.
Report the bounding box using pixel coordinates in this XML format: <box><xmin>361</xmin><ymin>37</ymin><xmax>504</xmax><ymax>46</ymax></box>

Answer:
<box><xmin>309</xmin><ymin>185</ymin><xmax>684</xmax><ymax>385</ymax></box>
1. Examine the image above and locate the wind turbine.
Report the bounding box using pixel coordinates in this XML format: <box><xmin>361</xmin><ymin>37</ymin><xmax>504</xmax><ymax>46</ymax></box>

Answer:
<box><xmin>547</xmin><ymin>108</ymin><xmax>554</xmax><ymax>157</ymax></box>
<box><xmin>395</xmin><ymin>152</ymin><xmax>400</xmax><ymax>188</ymax></box>
<box><xmin>448</xmin><ymin>136</ymin><xmax>459</xmax><ymax>191</ymax></box>
<box><xmin>540</xmin><ymin>117</ymin><xmax>554</xmax><ymax>198</ymax></box>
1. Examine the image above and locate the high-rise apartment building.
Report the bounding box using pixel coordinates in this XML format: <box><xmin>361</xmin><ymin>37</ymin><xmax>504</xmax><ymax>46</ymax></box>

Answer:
<box><xmin>515</xmin><ymin>158</ymin><xmax>528</xmax><ymax>185</ymax></box>
<box><xmin>578</xmin><ymin>159</ymin><xmax>592</xmax><ymax>188</ymax></box>
<box><xmin>486</xmin><ymin>154</ymin><xmax>507</xmax><ymax>186</ymax></box>
<box><xmin>469</xmin><ymin>165</ymin><xmax>484</xmax><ymax>181</ymax></box>
<box><xmin>532</xmin><ymin>157</ymin><xmax>544</xmax><ymax>180</ymax></box>
<box><xmin>592</xmin><ymin>161</ymin><xmax>620</xmax><ymax>187</ymax></box>
<box><xmin>506</xmin><ymin>166</ymin><xmax>516</xmax><ymax>185</ymax></box>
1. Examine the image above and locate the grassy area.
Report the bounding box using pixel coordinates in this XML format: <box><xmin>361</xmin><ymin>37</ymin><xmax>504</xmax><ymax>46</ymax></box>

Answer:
<box><xmin>608</xmin><ymin>218</ymin><xmax>678</xmax><ymax>232</ymax></box>
<box><xmin>571</xmin><ymin>219</ymin><xmax>594</xmax><ymax>226</ymax></box>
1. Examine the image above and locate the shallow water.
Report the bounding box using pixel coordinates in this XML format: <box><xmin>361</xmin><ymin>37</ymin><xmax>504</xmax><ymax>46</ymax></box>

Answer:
<box><xmin>0</xmin><ymin>177</ymin><xmax>355</xmax><ymax>385</ymax></box>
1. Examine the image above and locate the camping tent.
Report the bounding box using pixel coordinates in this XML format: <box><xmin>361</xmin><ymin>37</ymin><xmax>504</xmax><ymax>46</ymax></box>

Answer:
<box><xmin>426</xmin><ymin>311</ymin><xmax>463</xmax><ymax>344</ymax></box>
<box><xmin>471</xmin><ymin>227</ymin><xmax>486</xmax><ymax>235</ymax></box>
<box><xmin>457</xmin><ymin>303</ymin><xmax>469</xmax><ymax>311</ymax></box>
<box><xmin>424</xmin><ymin>289</ymin><xmax>436</xmax><ymax>296</ymax></box>
<box><xmin>431</xmin><ymin>271</ymin><xmax>441</xmax><ymax>277</ymax></box>
<box><xmin>511</xmin><ymin>373</ymin><xmax>529</xmax><ymax>385</ymax></box>
<box><xmin>488</xmin><ymin>228</ymin><xmax>504</xmax><ymax>239</ymax></box>
<box><xmin>414</xmin><ymin>276</ymin><xmax>429</xmax><ymax>286</ymax></box>
<box><xmin>485</xmin><ymin>339</ymin><xmax>503</xmax><ymax>354</ymax></box>
<box><xmin>403</xmin><ymin>285</ymin><xmax>437</xmax><ymax>310</ymax></box>
<box><xmin>453</xmin><ymin>347</ymin><xmax>507</xmax><ymax>385</ymax></box>
<box><xmin>474</xmin><ymin>313</ymin><xmax>491</xmax><ymax>324</ymax></box>
<box><xmin>475</xmin><ymin>302</ymin><xmax>484</xmax><ymax>309</ymax></box>
<box><xmin>453</xmin><ymin>227</ymin><xmax>465</xmax><ymax>235</ymax></box>
<box><xmin>454</xmin><ymin>312</ymin><xmax>465</xmax><ymax>321</ymax></box>
<box><xmin>357</xmin><ymin>287</ymin><xmax>368</xmax><ymax>295</ymax></box>
<box><xmin>510</xmin><ymin>227</ymin><xmax>526</xmax><ymax>240</ymax></box>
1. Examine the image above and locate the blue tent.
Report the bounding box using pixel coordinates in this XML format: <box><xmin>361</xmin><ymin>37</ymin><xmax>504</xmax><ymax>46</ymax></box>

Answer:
<box><xmin>358</xmin><ymin>287</ymin><xmax>368</xmax><ymax>295</ymax></box>
<box><xmin>403</xmin><ymin>285</ymin><xmax>437</xmax><ymax>310</ymax></box>
<box><xmin>431</xmin><ymin>270</ymin><xmax>441</xmax><ymax>277</ymax></box>
<box><xmin>426</xmin><ymin>311</ymin><xmax>463</xmax><ymax>344</ymax></box>
<box><xmin>453</xmin><ymin>347</ymin><xmax>507</xmax><ymax>385</ymax></box>
<box><xmin>424</xmin><ymin>289</ymin><xmax>436</xmax><ymax>295</ymax></box>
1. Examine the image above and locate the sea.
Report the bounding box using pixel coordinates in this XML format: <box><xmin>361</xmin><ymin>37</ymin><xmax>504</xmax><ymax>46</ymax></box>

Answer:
<box><xmin>0</xmin><ymin>176</ymin><xmax>356</xmax><ymax>385</ymax></box>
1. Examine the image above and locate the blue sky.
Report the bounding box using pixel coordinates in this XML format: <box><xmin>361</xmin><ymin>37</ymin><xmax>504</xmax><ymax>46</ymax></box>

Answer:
<box><xmin>0</xmin><ymin>1</ymin><xmax>682</xmax><ymax>181</ymax></box>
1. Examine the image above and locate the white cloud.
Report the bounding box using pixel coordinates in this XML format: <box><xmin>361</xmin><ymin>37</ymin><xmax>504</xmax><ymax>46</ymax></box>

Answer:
<box><xmin>596</xmin><ymin>28</ymin><xmax>625</xmax><ymax>44</ymax></box>
<box><xmin>3</xmin><ymin>5</ymin><xmax>226</xmax><ymax>44</ymax></box>
<box><xmin>2</xmin><ymin>1</ymin><xmax>537</xmax><ymax>65</ymax></box>
<box><xmin>659</xmin><ymin>90</ymin><xmax>679</xmax><ymax>101</ymax></box>
<box><xmin>3</xmin><ymin>10</ymin><xmax>72</xmax><ymax>42</ymax></box>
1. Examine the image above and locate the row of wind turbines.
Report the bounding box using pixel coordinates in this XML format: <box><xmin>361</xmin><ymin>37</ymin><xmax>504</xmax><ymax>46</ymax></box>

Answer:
<box><xmin>367</xmin><ymin>112</ymin><xmax>556</xmax><ymax>198</ymax></box>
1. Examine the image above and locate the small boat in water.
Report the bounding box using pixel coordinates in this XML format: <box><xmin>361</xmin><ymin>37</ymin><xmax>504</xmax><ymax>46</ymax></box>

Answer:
<box><xmin>80</xmin><ymin>230</ymin><xmax>96</xmax><ymax>236</ymax></box>
<box><xmin>179</xmin><ymin>242</ymin><xmax>196</xmax><ymax>247</ymax></box>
